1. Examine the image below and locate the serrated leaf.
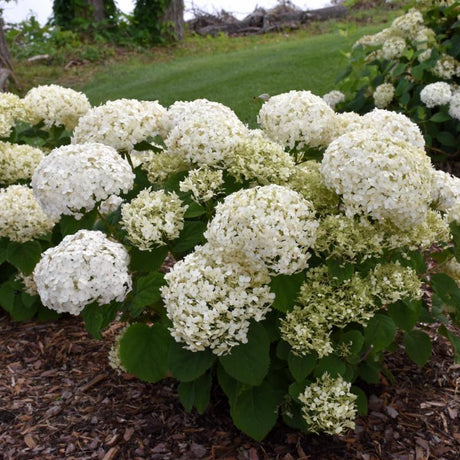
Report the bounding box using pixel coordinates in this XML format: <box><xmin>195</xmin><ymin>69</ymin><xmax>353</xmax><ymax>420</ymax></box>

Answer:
<box><xmin>437</xmin><ymin>131</ymin><xmax>458</xmax><ymax>147</ymax></box>
<box><xmin>314</xmin><ymin>355</ymin><xmax>346</xmax><ymax>378</ymax></box>
<box><xmin>129</xmin><ymin>246</ymin><xmax>169</xmax><ymax>273</ymax></box>
<box><xmin>388</xmin><ymin>300</ymin><xmax>421</xmax><ymax>331</ymax></box>
<box><xmin>129</xmin><ymin>272</ymin><xmax>166</xmax><ymax>317</ymax></box>
<box><xmin>358</xmin><ymin>360</ymin><xmax>381</xmax><ymax>384</ymax></box>
<box><xmin>119</xmin><ymin>322</ymin><xmax>171</xmax><ymax>383</ymax></box>
<box><xmin>288</xmin><ymin>351</ymin><xmax>317</xmax><ymax>381</ymax></box>
<box><xmin>364</xmin><ymin>314</ymin><xmax>396</xmax><ymax>352</ymax></box>
<box><xmin>184</xmin><ymin>202</ymin><xmax>206</xmax><ymax>218</ymax></box>
<box><xmin>219</xmin><ymin>322</ymin><xmax>270</xmax><ymax>385</ymax></box>
<box><xmin>81</xmin><ymin>301</ymin><xmax>119</xmax><ymax>339</ymax></box>
<box><xmin>351</xmin><ymin>386</ymin><xmax>368</xmax><ymax>416</ymax></box>
<box><xmin>59</xmin><ymin>209</ymin><xmax>98</xmax><ymax>236</ymax></box>
<box><xmin>403</xmin><ymin>330</ymin><xmax>432</xmax><ymax>367</ymax></box>
<box><xmin>450</xmin><ymin>222</ymin><xmax>460</xmax><ymax>262</ymax></box>
<box><xmin>431</xmin><ymin>273</ymin><xmax>460</xmax><ymax>312</ymax></box>
<box><xmin>339</xmin><ymin>329</ymin><xmax>365</xmax><ymax>356</ymax></box>
<box><xmin>230</xmin><ymin>380</ymin><xmax>285</xmax><ymax>441</ymax></box>
<box><xmin>276</xmin><ymin>340</ymin><xmax>291</xmax><ymax>360</ymax></box>
<box><xmin>269</xmin><ymin>271</ymin><xmax>305</xmax><ymax>312</ymax></box>
<box><xmin>178</xmin><ymin>372</ymin><xmax>212</xmax><ymax>414</ymax></box>
<box><xmin>326</xmin><ymin>258</ymin><xmax>354</xmax><ymax>282</ymax></box>
<box><xmin>439</xmin><ymin>325</ymin><xmax>460</xmax><ymax>363</ymax></box>
<box><xmin>430</xmin><ymin>112</ymin><xmax>451</xmax><ymax>123</ymax></box>
<box><xmin>6</xmin><ymin>241</ymin><xmax>43</xmax><ymax>275</ymax></box>
<box><xmin>171</xmin><ymin>220</ymin><xmax>207</xmax><ymax>255</ymax></box>
<box><xmin>169</xmin><ymin>341</ymin><xmax>216</xmax><ymax>382</ymax></box>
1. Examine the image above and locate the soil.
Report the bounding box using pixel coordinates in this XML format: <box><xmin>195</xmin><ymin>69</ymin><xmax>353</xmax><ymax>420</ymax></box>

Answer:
<box><xmin>1</xmin><ymin>312</ymin><xmax>459</xmax><ymax>460</ymax></box>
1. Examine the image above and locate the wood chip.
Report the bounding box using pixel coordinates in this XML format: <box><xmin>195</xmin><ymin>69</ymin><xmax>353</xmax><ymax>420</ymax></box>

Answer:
<box><xmin>24</xmin><ymin>433</ymin><xmax>37</xmax><ymax>449</ymax></box>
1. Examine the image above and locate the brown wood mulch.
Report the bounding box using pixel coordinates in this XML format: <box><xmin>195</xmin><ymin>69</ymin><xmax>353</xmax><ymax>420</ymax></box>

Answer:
<box><xmin>1</xmin><ymin>312</ymin><xmax>459</xmax><ymax>460</ymax></box>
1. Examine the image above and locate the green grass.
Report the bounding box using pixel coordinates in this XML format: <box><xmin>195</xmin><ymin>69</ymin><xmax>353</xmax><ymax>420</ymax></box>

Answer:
<box><xmin>82</xmin><ymin>23</ymin><xmax>388</xmax><ymax>126</ymax></box>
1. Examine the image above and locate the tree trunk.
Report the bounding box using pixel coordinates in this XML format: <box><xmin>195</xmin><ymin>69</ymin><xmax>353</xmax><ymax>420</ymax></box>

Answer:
<box><xmin>162</xmin><ymin>0</ymin><xmax>184</xmax><ymax>40</ymax></box>
<box><xmin>87</xmin><ymin>0</ymin><xmax>105</xmax><ymax>22</ymax></box>
<box><xmin>0</xmin><ymin>15</ymin><xmax>18</xmax><ymax>91</ymax></box>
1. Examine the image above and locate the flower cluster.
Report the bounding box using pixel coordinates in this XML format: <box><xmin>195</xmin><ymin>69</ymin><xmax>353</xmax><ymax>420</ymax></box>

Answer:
<box><xmin>321</xmin><ymin>129</ymin><xmax>433</xmax><ymax>229</ymax></box>
<box><xmin>23</xmin><ymin>84</ymin><xmax>90</xmax><ymax>130</ymax></box>
<box><xmin>140</xmin><ymin>150</ymin><xmax>190</xmax><ymax>184</ymax></box>
<box><xmin>72</xmin><ymin>99</ymin><xmax>168</xmax><ymax>151</ymax></box>
<box><xmin>31</xmin><ymin>143</ymin><xmax>134</xmax><ymax>219</ymax></box>
<box><xmin>298</xmin><ymin>373</ymin><xmax>357</xmax><ymax>435</ymax></box>
<box><xmin>448</xmin><ymin>90</ymin><xmax>460</xmax><ymax>120</ymax></box>
<box><xmin>179</xmin><ymin>166</ymin><xmax>224</xmax><ymax>203</ymax></box>
<box><xmin>257</xmin><ymin>90</ymin><xmax>338</xmax><ymax>151</ymax></box>
<box><xmin>373</xmin><ymin>83</ymin><xmax>395</xmax><ymax>109</ymax></box>
<box><xmin>16</xmin><ymin>272</ymin><xmax>38</xmax><ymax>297</ymax></box>
<box><xmin>0</xmin><ymin>92</ymin><xmax>27</xmax><ymax>138</ymax></box>
<box><xmin>0</xmin><ymin>141</ymin><xmax>44</xmax><ymax>184</ymax></box>
<box><xmin>322</xmin><ymin>90</ymin><xmax>345</xmax><ymax>109</ymax></box>
<box><xmin>382</xmin><ymin>36</ymin><xmax>406</xmax><ymax>60</ymax></box>
<box><xmin>205</xmin><ymin>184</ymin><xmax>319</xmax><ymax>275</ymax></box>
<box><xmin>431</xmin><ymin>169</ymin><xmax>460</xmax><ymax>212</ymax></box>
<box><xmin>161</xmin><ymin>244</ymin><xmax>274</xmax><ymax>355</ymax></box>
<box><xmin>433</xmin><ymin>55</ymin><xmax>460</xmax><ymax>80</ymax></box>
<box><xmin>121</xmin><ymin>188</ymin><xmax>187</xmax><ymax>250</ymax></box>
<box><xmin>0</xmin><ymin>185</ymin><xmax>56</xmax><ymax>242</ymax></box>
<box><xmin>108</xmin><ymin>325</ymin><xmax>129</xmax><ymax>374</ymax></box>
<box><xmin>420</xmin><ymin>82</ymin><xmax>452</xmax><ymax>108</ymax></box>
<box><xmin>33</xmin><ymin>230</ymin><xmax>132</xmax><ymax>315</ymax></box>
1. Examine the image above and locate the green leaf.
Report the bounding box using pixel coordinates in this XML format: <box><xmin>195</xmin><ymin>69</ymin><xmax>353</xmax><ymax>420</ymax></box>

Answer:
<box><xmin>178</xmin><ymin>372</ymin><xmax>212</xmax><ymax>414</ymax></box>
<box><xmin>6</xmin><ymin>241</ymin><xmax>42</xmax><ymax>275</ymax></box>
<box><xmin>276</xmin><ymin>340</ymin><xmax>291</xmax><ymax>360</ymax></box>
<box><xmin>430</xmin><ymin>112</ymin><xmax>452</xmax><ymax>123</ymax></box>
<box><xmin>219</xmin><ymin>322</ymin><xmax>270</xmax><ymax>385</ymax></box>
<box><xmin>439</xmin><ymin>325</ymin><xmax>460</xmax><ymax>364</ymax></box>
<box><xmin>129</xmin><ymin>246</ymin><xmax>169</xmax><ymax>273</ymax></box>
<box><xmin>351</xmin><ymin>386</ymin><xmax>368</xmax><ymax>416</ymax></box>
<box><xmin>288</xmin><ymin>351</ymin><xmax>317</xmax><ymax>381</ymax></box>
<box><xmin>326</xmin><ymin>258</ymin><xmax>354</xmax><ymax>282</ymax></box>
<box><xmin>81</xmin><ymin>301</ymin><xmax>119</xmax><ymax>339</ymax></box>
<box><xmin>436</xmin><ymin>131</ymin><xmax>458</xmax><ymax>147</ymax></box>
<box><xmin>364</xmin><ymin>314</ymin><xmax>396</xmax><ymax>352</ymax></box>
<box><xmin>169</xmin><ymin>341</ymin><xmax>216</xmax><ymax>382</ymax></box>
<box><xmin>388</xmin><ymin>300</ymin><xmax>421</xmax><ymax>332</ymax></box>
<box><xmin>269</xmin><ymin>271</ymin><xmax>305</xmax><ymax>312</ymax></box>
<box><xmin>313</xmin><ymin>355</ymin><xmax>346</xmax><ymax>378</ymax></box>
<box><xmin>431</xmin><ymin>273</ymin><xmax>460</xmax><ymax>313</ymax></box>
<box><xmin>171</xmin><ymin>220</ymin><xmax>207</xmax><ymax>255</ymax></box>
<box><xmin>0</xmin><ymin>238</ymin><xmax>8</xmax><ymax>264</ymax></box>
<box><xmin>230</xmin><ymin>380</ymin><xmax>285</xmax><ymax>441</ymax></box>
<box><xmin>119</xmin><ymin>322</ymin><xmax>172</xmax><ymax>383</ymax></box>
<box><xmin>59</xmin><ymin>209</ymin><xmax>98</xmax><ymax>236</ymax></box>
<box><xmin>392</xmin><ymin>62</ymin><xmax>407</xmax><ymax>77</ymax></box>
<box><xmin>0</xmin><ymin>279</ymin><xmax>19</xmax><ymax>313</ymax></box>
<box><xmin>339</xmin><ymin>329</ymin><xmax>365</xmax><ymax>358</ymax></box>
<box><xmin>184</xmin><ymin>202</ymin><xmax>206</xmax><ymax>218</ymax></box>
<box><xmin>217</xmin><ymin>364</ymin><xmax>241</xmax><ymax>405</ymax></box>
<box><xmin>450</xmin><ymin>222</ymin><xmax>460</xmax><ymax>262</ymax></box>
<box><xmin>403</xmin><ymin>330</ymin><xmax>432</xmax><ymax>368</ymax></box>
<box><xmin>358</xmin><ymin>359</ymin><xmax>381</xmax><ymax>384</ymax></box>
<box><xmin>128</xmin><ymin>272</ymin><xmax>166</xmax><ymax>318</ymax></box>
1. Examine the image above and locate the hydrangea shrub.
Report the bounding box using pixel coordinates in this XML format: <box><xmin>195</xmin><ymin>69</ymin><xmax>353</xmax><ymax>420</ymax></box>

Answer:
<box><xmin>0</xmin><ymin>84</ymin><xmax>459</xmax><ymax>442</ymax></box>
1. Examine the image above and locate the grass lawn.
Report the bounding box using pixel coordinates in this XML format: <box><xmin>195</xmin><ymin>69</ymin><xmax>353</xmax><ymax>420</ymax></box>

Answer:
<box><xmin>82</xmin><ymin>23</ymin><xmax>388</xmax><ymax>126</ymax></box>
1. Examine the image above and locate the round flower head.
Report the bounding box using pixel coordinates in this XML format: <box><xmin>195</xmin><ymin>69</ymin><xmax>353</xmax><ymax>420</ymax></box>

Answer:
<box><xmin>442</xmin><ymin>258</ymin><xmax>460</xmax><ymax>283</ymax></box>
<box><xmin>205</xmin><ymin>184</ymin><xmax>319</xmax><ymax>275</ymax></box>
<box><xmin>382</xmin><ymin>36</ymin><xmax>406</xmax><ymax>60</ymax></box>
<box><xmin>140</xmin><ymin>149</ymin><xmax>190</xmax><ymax>185</ymax></box>
<box><xmin>298</xmin><ymin>373</ymin><xmax>357</xmax><ymax>435</ymax></box>
<box><xmin>322</xmin><ymin>90</ymin><xmax>345</xmax><ymax>110</ymax></box>
<box><xmin>16</xmin><ymin>272</ymin><xmax>38</xmax><ymax>297</ymax></box>
<box><xmin>447</xmin><ymin>201</ymin><xmax>460</xmax><ymax>225</ymax></box>
<box><xmin>373</xmin><ymin>83</ymin><xmax>395</xmax><ymax>109</ymax></box>
<box><xmin>420</xmin><ymin>82</ymin><xmax>452</xmax><ymax>108</ymax></box>
<box><xmin>431</xmin><ymin>169</ymin><xmax>460</xmax><ymax>212</ymax></box>
<box><xmin>165</xmin><ymin>109</ymin><xmax>248</xmax><ymax>166</ymax></box>
<box><xmin>449</xmin><ymin>91</ymin><xmax>460</xmax><ymax>121</ymax></box>
<box><xmin>164</xmin><ymin>99</ymin><xmax>241</xmax><ymax>135</ymax></box>
<box><xmin>257</xmin><ymin>90</ymin><xmax>338</xmax><ymax>151</ymax></box>
<box><xmin>0</xmin><ymin>92</ymin><xmax>27</xmax><ymax>138</ymax></box>
<box><xmin>72</xmin><ymin>99</ymin><xmax>168</xmax><ymax>151</ymax></box>
<box><xmin>361</xmin><ymin>109</ymin><xmax>425</xmax><ymax>150</ymax></box>
<box><xmin>0</xmin><ymin>185</ymin><xmax>56</xmax><ymax>242</ymax></box>
<box><xmin>23</xmin><ymin>84</ymin><xmax>90</xmax><ymax>130</ymax></box>
<box><xmin>121</xmin><ymin>188</ymin><xmax>187</xmax><ymax>250</ymax></box>
<box><xmin>354</xmin><ymin>28</ymin><xmax>393</xmax><ymax>48</ymax></box>
<box><xmin>0</xmin><ymin>141</ymin><xmax>44</xmax><ymax>185</ymax></box>
<box><xmin>161</xmin><ymin>243</ymin><xmax>274</xmax><ymax>355</ymax></box>
<box><xmin>433</xmin><ymin>55</ymin><xmax>460</xmax><ymax>80</ymax></box>
<box><xmin>321</xmin><ymin>129</ymin><xmax>433</xmax><ymax>229</ymax></box>
<box><xmin>225</xmin><ymin>129</ymin><xmax>295</xmax><ymax>186</ymax></box>
<box><xmin>31</xmin><ymin>143</ymin><xmax>135</xmax><ymax>219</ymax></box>
<box><xmin>390</xmin><ymin>8</ymin><xmax>424</xmax><ymax>38</ymax></box>
<box><xmin>98</xmin><ymin>194</ymin><xmax>124</xmax><ymax>216</ymax></box>
<box><xmin>332</xmin><ymin>111</ymin><xmax>364</xmax><ymax>139</ymax></box>
<box><xmin>33</xmin><ymin>230</ymin><xmax>132</xmax><ymax>315</ymax></box>
<box><xmin>179</xmin><ymin>166</ymin><xmax>224</xmax><ymax>203</ymax></box>
<box><xmin>287</xmin><ymin>160</ymin><xmax>340</xmax><ymax>214</ymax></box>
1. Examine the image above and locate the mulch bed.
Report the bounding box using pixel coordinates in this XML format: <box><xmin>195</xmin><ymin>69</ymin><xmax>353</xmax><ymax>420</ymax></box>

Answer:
<box><xmin>1</xmin><ymin>312</ymin><xmax>459</xmax><ymax>460</ymax></box>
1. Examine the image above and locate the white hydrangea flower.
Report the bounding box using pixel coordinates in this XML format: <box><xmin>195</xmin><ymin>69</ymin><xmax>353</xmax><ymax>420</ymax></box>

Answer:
<box><xmin>16</xmin><ymin>272</ymin><xmax>38</xmax><ymax>297</ymax></box>
<box><xmin>72</xmin><ymin>99</ymin><xmax>168</xmax><ymax>151</ymax></box>
<box><xmin>33</xmin><ymin>230</ymin><xmax>132</xmax><ymax>315</ymax></box>
<box><xmin>322</xmin><ymin>90</ymin><xmax>345</xmax><ymax>110</ymax></box>
<box><xmin>298</xmin><ymin>373</ymin><xmax>357</xmax><ymax>435</ymax></box>
<box><xmin>23</xmin><ymin>84</ymin><xmax>90</xmax><ymax>130</ymax></box>
<box><xmin>108</xmin><ymin>325</ymin><xmax>129</xmax><ymax>374</ymax></box>
<box><xmin>448</xmin><ymin>91</ymin><xmax>460</xmax><ymax>121</ymax></box>
<box><xmin>391</xmin><ymin>8</ymin><xmax>424</xmax><ymax>38</ymax></box>
<box><xmin>0</xmin><ymin>141</ymin><xmax>44</xmax><ymax>184</ymax></box>
<box><xmin>417</xmin><ymin>48</ymin><xmax>432</xmax><ymax>62</ymax></box>
<box><xmin>179</xmin><ymin>166</ymin><xmax>224</xmax><ymax>203</ymax></box>
<box><xmin>205</xmin><ymin>184</ymin><xmax>319</xmax><ymax>275</ymax></box>
<box><xmin>321</xmin><ymin>129</ymin><xmax>433</xmax><ymax>229</ymax></box>
<box><xmin>140</xmin><ymin>150</ymin><xmax>190</xmax><ymax>184</ymax></box>
<box><xmin>361</xmin><ymin>109</ymin><xmax>425</xmax><ymax>150</ymax></box>
<box><xmin>433</xmin><ymin>55</ymin><xmax>460</xmax><ymax>80</ymax></box>
<box><xmin>0</xmin><ymin>185</ymin><xmax>56</xmax><ymax>242</ymax></box>
<box><xmin>98</xmin><ymin>194</ymin><xmax>124</xmax><ymax>216</ymax></box>
<box><xmin>225</xmin><ymin>129</ymin><xmax>295</xmax><ymax>185</ymax></box>
<box><xmin>165</xmin><ymin>109</ymin><xmax>249</xmax><ymax>166</ymax></box>
<box><xmin>373</xmin><ymin>83</ymin><xmax>395</xmax><ymax>108</ymax></box>
<box><xmin>0</xmin><ymin>92</ymin><xmax>27</xmax><ymax>138</ymax></box>
<box><xmin>442</xmin><ymin>258</ymin><xmax>460</xmax><ymax>283</ymax></box>
<box><xmin>164</xmin><ymin>99</ymin><xmax>242</xmax><ymax>135</ymax></box>
<box><xmin>431</xmin><ymin>169</ymin><xmax>460</xmax><ymax>212</ymax></box>
<box><xmin>413</xmin><ymin>26</ymin><xmax>436</xmax><ymax>47</ymax></box>
<box><xmin>121</xmin><ymin>188</ymin><xmax>187</xmax><ymax>250</ymax></box>
<box><xmin>31</xmin><ymin>143</ymin><xmax>135</xmax><ymax>219</ymax></box>
<box><xmin>257</xmin><ymin>90</ymin><xmax>338</xmax><ymax>151</ymax></box>
<box><xmin>161</xmin><ymin>244</ymin><xmax>274</xmax><ymax>356</ymax></box>
<box><xmin>382</xmin><ymin>36</ymin><xmax>406</xmax><ymax>60</ymax></box>
<box><xmin>333</xmin><ymin>112</ymin><xmax>364</xmax><ymax>139</ymax></box>
<box><xmin>448</xmin><ymin>202</ymin><xmax>460</xmax><ymax>225</ymax></box>
<box><xmin>420</xmin><ymin>82</ymin><xmax>452</xmax><ymax>108</ymax></box>
<box><xmin>354</xmin><ymin>28</ymin><xmax>393</xmax><ymax>48</ymax></box>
